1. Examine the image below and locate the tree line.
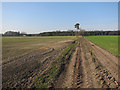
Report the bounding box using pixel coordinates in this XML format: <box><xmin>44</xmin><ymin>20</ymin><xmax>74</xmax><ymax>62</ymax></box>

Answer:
<box><xmin>39</xmin><ymin>30</ymin><xmax>119</xmax><ymax>36</ymax></box>
<box><xmin>2</xmin><ymin>30</ymin><xmax>119</xmax><ymax>36</ymax></box>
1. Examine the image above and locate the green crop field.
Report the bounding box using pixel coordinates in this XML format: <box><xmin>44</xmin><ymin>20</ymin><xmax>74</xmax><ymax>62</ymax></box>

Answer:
<box><xmin>85</xmin><ymin>36</ymin><xmax>119</xmax><ymax>57</ymax></box>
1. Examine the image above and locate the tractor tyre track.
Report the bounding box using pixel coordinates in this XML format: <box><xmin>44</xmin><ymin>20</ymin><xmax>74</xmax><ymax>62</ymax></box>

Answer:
<box><xmin>55</xmin><ymin>37</ymin><xmax>118</xmax><ymax>89</ymax></box>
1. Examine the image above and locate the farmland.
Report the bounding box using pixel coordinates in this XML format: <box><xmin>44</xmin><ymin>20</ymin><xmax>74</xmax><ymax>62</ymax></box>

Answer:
<box><xmin>2</xmin><ymin>36</ymin><xmax>119</xmax><ymax>88</ymax></box>
<box><xmin>2</xmin><ymin>36</ymin><xmax>77</xmax><ymax>88</ymax></box>
<box><xmin>85</xmin><ymin>36</ymin><xmax>118</xmax><ymax>57</ymax></box>
<box><xmin>2</xmin><ymin>36</ymin><xmax>76</xmax><ymax>64</ymax></box>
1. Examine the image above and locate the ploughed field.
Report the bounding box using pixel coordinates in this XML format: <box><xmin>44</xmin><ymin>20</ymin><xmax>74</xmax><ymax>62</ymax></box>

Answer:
<box><xmin>2</xmin><ymin>36</ymin><xmax>76</xmax><ymax>88</ymax></box>
<box><xmin>2</xmin><ymin>36</ymin><xmax>119</xmax><ymax>88</ymax></box>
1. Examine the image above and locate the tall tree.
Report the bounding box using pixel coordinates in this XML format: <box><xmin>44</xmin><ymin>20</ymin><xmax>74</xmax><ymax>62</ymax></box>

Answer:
<box><xmin>74</xmin><ymin>23</ymin><xmax>80</xmax><ymax>37</ymax></box>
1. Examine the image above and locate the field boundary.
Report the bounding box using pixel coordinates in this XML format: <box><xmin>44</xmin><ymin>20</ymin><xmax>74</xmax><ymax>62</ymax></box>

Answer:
<box><xmin>84</xmin><ymin>37</ymin><xmax>118</xmax><ymax>58</ymax></box>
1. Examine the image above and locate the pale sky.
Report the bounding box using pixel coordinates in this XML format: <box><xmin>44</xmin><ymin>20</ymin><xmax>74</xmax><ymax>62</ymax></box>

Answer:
<box><xmin>2</xmin><ymin>2</ymin><xmax>118</xmax><ymax>34</ymax></box>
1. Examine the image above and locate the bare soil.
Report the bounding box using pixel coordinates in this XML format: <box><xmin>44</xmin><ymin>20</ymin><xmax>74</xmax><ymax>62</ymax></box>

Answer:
<box><xmin>2</xmin><ymin>40</ymin><xmax>73</xmax><ymax>88</ymax></box>
<box><xmin>2</xmin><ymin>37</ymin><xmax>118</xmax><ymax>88</ymax></box>
<box><xmin>54</xmin><ymin>37</ymin><xmax>118</xmax><ymax>88</ymax></box>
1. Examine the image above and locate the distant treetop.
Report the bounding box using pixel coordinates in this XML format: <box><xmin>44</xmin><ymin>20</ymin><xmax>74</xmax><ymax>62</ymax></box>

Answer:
<box><xmin>74</xmin><ymin>23</ymin><xmax>80</xmax><ymax>30</ymax></box>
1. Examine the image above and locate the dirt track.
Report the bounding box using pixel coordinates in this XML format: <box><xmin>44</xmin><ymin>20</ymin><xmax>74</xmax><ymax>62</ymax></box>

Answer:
<box><xmin>55</xmin><ymin>37</ymin><xmax>118</xmax><ymax>88</ymax></box>
<box><xmin>2</xmin><ymin>37</ymin><xmax>118</xmax><ymax>88</ymax></box>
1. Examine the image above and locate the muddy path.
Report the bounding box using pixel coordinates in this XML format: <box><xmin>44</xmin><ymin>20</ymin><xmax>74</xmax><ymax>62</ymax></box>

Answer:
<box><xmin>85</xmin><ymin>38</ymin><xmax>118</xmax><ymax>81</ymax></box>
<box><xmin>54</xmin><ymin>45</ymin><xmax>78</xmax><ymax>88</ymax></box>
<box><xmin>54</xmin><ymin>37</ymin><xmax>118</xmax><ymax>88</ymax></box>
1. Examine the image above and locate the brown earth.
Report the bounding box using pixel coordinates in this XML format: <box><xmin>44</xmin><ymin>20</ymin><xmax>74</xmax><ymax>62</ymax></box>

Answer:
<box><xmin>54</xmin><ymin>37</ymin><xmax>118</xmax><ymax>88</ymax></box>
<box><xmin>2</xmin><ymin>40</ymin><xmax>74</xmax><ymax>88</ymax></box>
<box><xmin>2</xmin><ymin>37</ymin><xmax>119</xmax><ymax>88</ymax></box>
